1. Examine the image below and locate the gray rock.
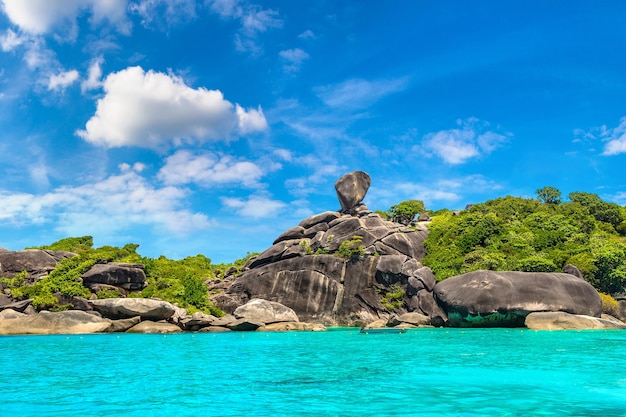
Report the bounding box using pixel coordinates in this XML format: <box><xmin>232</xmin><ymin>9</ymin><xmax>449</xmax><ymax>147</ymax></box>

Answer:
<box><xmin>334</xmin><ymin>171</ymin><xmax>371</xmax><ymax>212</ymax></box>
<box><xmin>525</xmin><ymin>311</ymin><xmax>626</xmax><ymax>330</ymax></box>
<box><xmin>0</xmin><ymin>298</ymin><xmax>33</xmax><ymax>313</ymax></box>
<box><xmin>126</xmin><ymin>321</ymin><xmax>182</xmax><ymax>334</ymax></box>
<box><xmin>389</xmin><ymin>312</ymin><xmax>430</xmax><ymax>327</ymax></box>
<box><xmin>82</xmin><ymin>263</ymin><xmax>147</xmax><ymax>291</ymax></box>
<box><xmin>562</xmin><ymin>264</ymin><xmax>583</xmax><ymax>279</ymax></box>
<box><xmin>259</xmin><ymin>322</ymin><xmax>327</xmax><ymax>331</ymax></box>
<box><xmin>0</xmin><ymin>309</ymin><xmax>25</xmax><ymax>320</ymax></box>
<box><xmin>179</xmin><ymin>312</ymin><xmax>216</xmax><ymax>330</ymax></box>
<box><xmin>227</xmin><ymin>318</ymin><xmax>263</xmax><ymax>331</ymax></box>
<box><xmin>0</xmin><ymin>250</ymin><xmax>73</xmax><ymax>280</ymax></box>
<box><xmin>89</xmin><ymin>298</ymin><xmax>176</xmax><ymax>320</ymax></box>
<box><xmin>234</xmin><ymin>299</ymin><xmax>299</xmax><ymax>324</ymax></box>
<box><xmin>0</xmin><ymin>310</ymin><xmax>112</xmax><ymax>335</ymax></box>
<box><xmin>104</xmin><ymin>316</ymin><xmax>141</xmax><ymax>333</ymax></box>
<box><xmin>434</xmin><ymin>270</ymin><xmax>602</xmax><ymax>327</ymax></box>
<box><xmin>210</xmin><ymin>314</ymin><xmax>236</xmax><ymax>327</ymax></box>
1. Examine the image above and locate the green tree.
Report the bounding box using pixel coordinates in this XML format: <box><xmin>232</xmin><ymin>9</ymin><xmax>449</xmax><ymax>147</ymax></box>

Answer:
<box><xmin>536</xmin><ymin>186</ymin><xmax>562</xmax><ymax>205</ymax></box>
<box><xmin>388</xmin><ymin>200</ymin><xmax>426</xmax><ymax>225</ymax></box>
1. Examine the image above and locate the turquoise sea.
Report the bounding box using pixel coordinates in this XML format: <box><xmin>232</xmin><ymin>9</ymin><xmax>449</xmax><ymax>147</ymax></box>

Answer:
<box><xmin>1</xmin><ymin>328</ymin><xmax>626</xmax><ymax>416</ymax></box>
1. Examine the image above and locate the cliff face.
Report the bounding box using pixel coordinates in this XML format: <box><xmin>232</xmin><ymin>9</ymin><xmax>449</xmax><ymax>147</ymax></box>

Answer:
<box><xmin>211</xmin><ymin>171</ymin><xmax>445</xmax><ymax>326</ymax></box>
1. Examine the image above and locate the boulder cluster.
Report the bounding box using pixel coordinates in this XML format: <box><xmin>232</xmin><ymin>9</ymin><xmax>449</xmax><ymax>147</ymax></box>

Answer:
<box><xmin>2</xmin><ymin>170</ymin><xmax>626</xmax><ymax>334</ymax></box>
<box><xmin>0</xmin><ymin>296</ymin><xmax>324</xmax><ymax>335</ymax></box>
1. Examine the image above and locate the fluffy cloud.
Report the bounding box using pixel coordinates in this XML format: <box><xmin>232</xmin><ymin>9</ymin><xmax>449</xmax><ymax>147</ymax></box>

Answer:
<box><xmin>0</xmin><ymin>165</ymin><xmax>210</xmax><ymax>235</ymax></box>
<box><xmin>221</xmin><ymin>195</ymin><xmax>286</xmax><ymax>218</ymax></box>
<box><xmin>279</xmin><ymin>48</ymin><xmax>309</xmax><ymax>73</ymax></box>
<box><xmin>421</xmin><ymin>118</ymin><xmax>509</xmax><ymax>165</ymax></box>
<box><xmin>158</xmin><ymin>150</ymin><xmax>264</xmax><ymax>187</ymax></box>
<box><xmin>76</xmin><ymin>66</ymin><xmax>268</xmax><ymax>148</ymax></box>
<box><xmin>315</xmin><ymin>77</ymin><xmax>408</xmax><ymax>110</ymax></box>
<box><xmin>47</xmin><ymin>69</ymin><xmax>79</xmax><ymax>91</ymax></box>
<box><xmin>599</xmin><ymin>117</ymin><xmax>626</xmax><ymax>155</ymax></box>
<box><xmin>1</xmin><ymin>0</ymin><xmax>130</xmax><ymax>37</ymax></box>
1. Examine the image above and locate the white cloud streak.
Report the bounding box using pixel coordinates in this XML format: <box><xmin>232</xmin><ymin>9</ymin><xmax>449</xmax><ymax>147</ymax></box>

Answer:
<box><xmin>420</xmin><ymin>118</ymin><xmax>509</xmax><ymax>165</ymax></box>
<box><xmin>599</xmin><ymin>117</ymin><xmax>626</xmax><ymax>156</ymax></box>
<box><xmin>279</xmin><ymin>48</ymin><xmax>309</xmax><ymax>73</ymax></box>
<box><xmin>221</xmin><ymin>195</ymin><xmax>286</xmax><ymax>218</ymax></box>
<box><xmin>81</xmin><ymin>56</ymin><xmax>103</xmax><ymax>92</ymax></box>
<box><xmin>315</xmin><ymin>77</ymin><xmax>408</xmax><ymax>110</ymax></box>
<box><xmin>76</xmin><ymin>66</ymin><xmax>268</xmax><ymax>148</ymax></box>
<box><xmin>158</xmin><ymin>150</ymin><xmax>264</xmax><ymax>187</ymax></box>
<box><xmin>47</xmin><ymin>69</ymin><xmax>79</xmax><ymax>91</ymax></box>
<box><xmin>0</xmin><ymin>165</ymin><xmax>210</xmax><ymax>236</ymax></box>
<box><xmin>206</xmin><ymin>0</ymin><xmax>282</xmax><ymax>55</ymax></box>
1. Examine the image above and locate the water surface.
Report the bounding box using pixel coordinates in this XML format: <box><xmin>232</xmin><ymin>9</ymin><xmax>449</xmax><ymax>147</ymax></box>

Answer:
<box><xmin>2</xmin><ymin>328</ymin><xmax>625</xmax><ymax>416</ymax></box>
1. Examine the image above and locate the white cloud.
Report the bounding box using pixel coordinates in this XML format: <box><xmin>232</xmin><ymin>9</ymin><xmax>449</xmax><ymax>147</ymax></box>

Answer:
<box><xmin>279</xmin><ymin>48</ymin><xmax>309</xmax><ymax>73</ymax></box>
<box><xmin>298</xmin><ymin>29</ymin><xmax>315</xmax><ymax>40</ymax></box>
<box><xmin>0</xmin><ymin>28</ymin><xmax>27</xmax><ymax>51</ymax></box>
<box><xmin>129</xmin><ymin>0</ymin><xmax>197</xmax><ymax>28</ymax></box>
<box><xmin>0</xmin><ymin>167</ymin><xmax>210</xmax><ymax>235</ymax></box>
<box><xmin>600</xmin><ymin>117</ymin><xmax>626</xmax><ymax>156</ymax></box>
<box><xmin>76</xmin><ymin>66</ymin><xmax>268</xmax><ymax>148</ymax></box>
<box><xmin>420</xmin><ymin>118</ymin><xmax>509</xmax><ymax>165</ymax></box>
<box><xmin>158</xmin><ymin>150</ymin><xmax>264</xmax><ymax>187</ymax></box>
<box><xmin>207</xmin><ymin>0</ymin><xmax>282</xmax><ymax>55</ymax></box>
<box><xmin>81</xmin><ymin>56</ymin><xmax>103</xmax><ymax>92</ymax></box>
<box><xmin>47</xmin><ymin>69</ymin><xmax>79</xmax><ymax>91</ymax></box>
<box><xmin>221</xmin><ymin>195</ymin><xmax>286</xmax><ymax>218</ymax></box>
<box><xmin>315</xmin><ymin>77</ymin><xmax>408</xmax><ymax>110</ymax></box>
<box><xmin>1</xmin><ymin>0</ymin><xmax>130</xmax><ymax>37</ymax></box>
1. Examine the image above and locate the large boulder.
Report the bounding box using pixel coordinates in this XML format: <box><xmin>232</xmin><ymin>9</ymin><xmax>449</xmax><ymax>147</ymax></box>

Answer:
<box><xmin>525</xmin><ymin>312</ymin><xmax>626</xmax><ymax>330</ymax></box>
<box><xmin>89</xmin><ymin>298</ymin><xmax>176</xmax><ymax>321</ymax></box>
<box><xmin>82</xmin><ymin>263</ymin><xmax>147</xmax><ymax>291</ymax></box>
<box><xmin>0</xmin><ymin>250</ymin><xmax>75</xmax><ymax>281</ymax></box>
<box><xmin>334</xmin><ymin>171</ymin><xmax>371</xmax><ymax>212</ymax></box>
<box><xmin>0</xmin><ymin>310</ymin><xmax>111</xmax><ymax>335</ymax></box>
<box><xmin>234</xmin><ymin>299</ymin><xmax>299</xmax><ymax>324</ymax></box>
<box><xmin>434</xmin><ymin>270</ymin><xmax>602</xmax><ymax>327</ymax></box>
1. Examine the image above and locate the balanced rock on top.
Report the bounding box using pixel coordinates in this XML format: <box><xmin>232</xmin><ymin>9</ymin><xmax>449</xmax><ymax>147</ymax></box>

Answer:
<box><xmin>334</xmin><ymin>171</ymin><xmax>371</xmax><ymax>212</ymax></box>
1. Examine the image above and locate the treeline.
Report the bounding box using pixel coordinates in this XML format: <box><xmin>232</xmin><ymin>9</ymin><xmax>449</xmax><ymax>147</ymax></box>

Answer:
<box><xmin>417</xmin><ymin>188</ymin><xmax>626</xmax><ymax>295</ymax></box>
<box><xmin>5</xmin><ymin>236</ymin><xmax>256</xmax><ymax>314</ymax></box>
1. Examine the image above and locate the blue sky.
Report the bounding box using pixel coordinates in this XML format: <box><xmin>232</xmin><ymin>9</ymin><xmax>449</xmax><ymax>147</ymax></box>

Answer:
<box><xmin>1</xmin><ymin>1</ymin><xmax>625</xmax><ymax>262</ymax></box>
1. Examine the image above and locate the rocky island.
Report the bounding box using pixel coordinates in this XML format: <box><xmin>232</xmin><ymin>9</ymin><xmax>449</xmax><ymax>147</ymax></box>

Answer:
<box><xmin>1</xmin><ymin>171</ymin><xmax>625</xmax><ymax>335</ymax></box>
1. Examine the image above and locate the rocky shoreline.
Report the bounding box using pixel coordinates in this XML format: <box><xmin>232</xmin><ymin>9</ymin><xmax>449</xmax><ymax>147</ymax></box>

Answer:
<box><xmin>2</xmin><ymin>171</ymin><xmax>626</xmax><ymax>335</ymax></box>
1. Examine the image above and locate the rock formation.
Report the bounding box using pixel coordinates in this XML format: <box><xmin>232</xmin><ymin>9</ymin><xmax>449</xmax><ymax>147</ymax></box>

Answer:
<box><xmin>433</xmin><ymin>270</ymin><xmax>602</xmax><ymax>327</ymax></box>
<box><xmin>212</xmin><ymin>171</ymin><xmax>442</xmax><ymax>326</ymax></box>
<box><xmin>0</xmin><ymin>249</ymin><xmax>75</xmax><ymax>282</ymax></box>
<box><xmin>82</xmin><ymin>263</ymin><xmax>147</xmax><ymax>292</ymax></box>
<box><xmin>0</xmin><ymin>310</ymin><xmax>112</xmax><ymax>335</ymax></box>
<box><xmin>334</xmin><ymin>170</ymin><xmax>371</xmax><ymax>212</ymax></box>
<box><xmin>524</xmin><ymin>311</ymin><xmax>626</xmax><ymax>330</ymax></box>
<box><xmin>89</xmin><ymin>298</ymin><xmax>176</xmax><ymax>321</ymax></box>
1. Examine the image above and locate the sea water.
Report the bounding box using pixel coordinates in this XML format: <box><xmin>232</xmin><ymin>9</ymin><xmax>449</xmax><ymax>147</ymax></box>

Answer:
<box><xmin>1</xmin><ymin>328</ymin><xmax>626</xmax><ymax>416</ymax></box>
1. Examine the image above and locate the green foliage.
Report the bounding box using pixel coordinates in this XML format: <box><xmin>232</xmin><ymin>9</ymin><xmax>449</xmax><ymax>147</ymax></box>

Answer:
<box><xmin>0</xmin><ymin>270</ymin><xmax>28</xmax><ymax>289</ymax></box>
<box><xmin>141</xmin><ymin>254</ymin><xmax>224</xmax><ymax>316</ymax></box>
<box><xmin>387</xmin><ymin>200</ymin><xmax>426</xmax><ymax>225</ymax></box>
<box><xmin>599</xmin><ymin>292</ymin><xmax>620</xmax><ymax>316</ymax></box>
<box><xmin>536</xmin><ymin>186</ymin><xmax>562</xmax><ymax>205</ymax></box>
<box><xmin>96</xmin><ymin>287</ymin><xmax>124</xmax><ymax>299</ymax></box>
<box><xmin>380</xmin><ymin>284</ymin><xmax>405</xmax><ymax>310</ymax></box>
<box><xmin>35</xmin><ymin>236</ymin><xmax>94</xmax><ymax>253</ymax></box>
<box><xmin>422</xmin><ymin>193</ymin><xmax>626</xmax><ymax>294</ymax></box>
<box><xmin>336</xmin><ymin>235</ymin><xmax>365</xmax><ymax>259</ymax></box>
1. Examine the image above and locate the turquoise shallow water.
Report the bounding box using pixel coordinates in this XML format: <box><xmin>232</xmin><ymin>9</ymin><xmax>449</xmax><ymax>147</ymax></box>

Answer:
<box><xmin>1</xmin><ymin>328</ymin><xmax>626</xmax><ymax>416</ymax></box>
